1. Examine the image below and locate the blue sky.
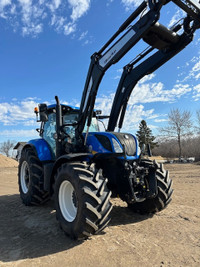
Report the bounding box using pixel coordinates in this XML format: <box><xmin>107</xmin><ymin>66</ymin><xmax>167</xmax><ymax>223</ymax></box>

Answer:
<box><xmin>0</xmin><ymin>0</ymin><xmax>200</xmax><ymax>144</ymax></box>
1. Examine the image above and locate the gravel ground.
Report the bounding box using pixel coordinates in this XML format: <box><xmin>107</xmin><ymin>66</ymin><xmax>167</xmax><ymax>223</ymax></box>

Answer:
<box><xmin>0</xmin><ymin>163</ymin><xmax>200</xmax><ymax>267</ymax></box>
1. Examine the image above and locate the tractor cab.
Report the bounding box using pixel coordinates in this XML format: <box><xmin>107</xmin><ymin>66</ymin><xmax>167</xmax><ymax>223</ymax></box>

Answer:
<box><xmin>34</xmin><ymin>102</ymin><xmax>100</xmax><ymax>159</ymax></box>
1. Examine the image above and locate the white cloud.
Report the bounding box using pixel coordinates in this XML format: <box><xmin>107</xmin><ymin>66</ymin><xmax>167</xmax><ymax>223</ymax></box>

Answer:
<box><xmin>123</xmin><ymin>104</ymin><xmax>155</xmax><ymax>131</ymax></box>
<box><xmin>113</xmin><ymin>68</ymin><xmax>124</xmax><ymax>79</ymax></box>
<box><xmin>0</xmin><ymin>129</ymin><xmax>38</xmax><ymax>139</ymax></box>
<box><xmin>192</xmin><ymin>61</ymin><xmax>200</xmax><ymax>72</ymax></box>
<box><xmin>69</xmin><ymin>0</ymin><xmax>90</xmax><ymax>22</ymax></box>
<box><xmin>16</xmin><ymin>0</ymin><xmax>44</xmax><ymax>36</ymax></box>
<box><xmin>64</xmin><ymin>22</ymin><xmax>76</xmax><ymax>35</ymax></box>
<box><xmin>95</xmin><ymin>93</ymin><xmax>115</xmax><ymax>116</ymax></box>
<box><xmin>106</xmin><ymin>0</ymin><xmax>114</xmax><ymax>7</ymax></box>
<box><xmin>121</xmin><ymin>0</ymin><xmax>142</xmax><ymax>11</ymax></box>
<box><xmin>79</xmin><ymin>31</ymin><xmax>93</xmax><ymax>46</ymax></box>
<box><xmin>154</xmin><ymin>118</ymin><xmax>168</xmax><ymax>123</ymax></box>
<box><xmin>181</xmin><ymin>59</ymin><xmax>200</xmax><ymax>82</ymax></box>
<box><xmin>193</xmin><ymin>84</ymin><xmax>200</xmax><ymax>101</ymax></box>
<box><xmin>128</xmin><ymin>82</ymin><xmax>191</xmax><ymax>105</ymax></box>
<box><xmin>168</xmin><ymin>9</ymin><xmax>185</xmax><ymax>28</ymax></box>
<box><xmin>0</xmin><ymin>99</ymin><xmax>40</xmax><ymax>126</ymax></box>
<box><xmin>113</xmin><ymin>75</ymin><xmax>121</xmax><ymax>80</ymax></box>
<box><xmin>0</xmin><ymin>0</ymin><xmax>11</xmax><ymax>18</ymax></box>
<box><xmin>0</xmin><ymin>78</ymin><xmax>196</xmax><ymax>137</ymax></box>
<box><xmin>139</xmin><ymin>73</ymin><xmax>155</xmax><ymax>84</ymax></box>
<box><xmin>194</xmin><ymin>84</ymin><xmax>200</xmax><ymax>91</ymax></box>
<box><xmin>117</xmin><ymin>68</ymin><xmax>123</xmax><ymax>73</ymax></box>
<box><xmin>195</xmin><ymin>73</ymin><xmax>200</xmax><ymax>79</ymax></box>
<box><xmin>94</xmin><ymin>79</ymin><xmax>193</xmax><ymax>131</ymax></box>
<box><xmin>51</xmin><ymin>15</ymin><xmax>67</xmax><ymax>32</ymax></box>
<box><xmin>0</xmin><ymin>0</ymin><xmax>91</xmax><ymax>37</ymax></box>
<box><xmin>79</xmin><ymin>30</ymin><xmax>88</xmax><ymax>40</ymax></box>
<box><xmin>95</xmin><ymin>93</ymin><xmax>157</xmax><ymax>132</ymax></box>
<box><xmin>63</xmin><ymin>0</ymin><xmax>90</xmax><ymax>35</ymax></box>
<box><xmin>48</xmin><ymin>0</ymin><xmax>61</xmax><ymax>12</ymax></box>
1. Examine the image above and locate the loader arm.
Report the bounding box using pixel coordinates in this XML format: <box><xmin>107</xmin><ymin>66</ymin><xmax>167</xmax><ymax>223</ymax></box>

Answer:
<box><xmin>76</xmin><ymin>0</ymin><xmax>200</xmax><ymax>139</ymax></box>
<box><xmin>107</xmin><ymin>2</ymin><xmax>200</xmax><ymax>132</ymax></box>
<box><xmin>77</xmin><ymin>0</ymin><xmax>164</xmax><ymax>137</ymax></box>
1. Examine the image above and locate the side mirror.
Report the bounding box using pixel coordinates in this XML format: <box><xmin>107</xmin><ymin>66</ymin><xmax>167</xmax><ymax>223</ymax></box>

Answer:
<box><xmin>39</xmin><ymin>104</ymin><xmax>48</xmax><ymax>122</ymax></box>
<box><xmin>94</xmin><ymin>110</ymin><xmax>102</xmax><ymax>116</ymax></box>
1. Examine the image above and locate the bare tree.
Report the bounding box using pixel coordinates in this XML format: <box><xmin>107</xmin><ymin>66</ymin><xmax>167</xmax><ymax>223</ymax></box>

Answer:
<box><xmin>196</xmin><ymin>110</ymin><xmax>200</xmax><ymax>134</ymax></box>
<box><xmin>153</xmin><ymin>135</ymin><xmax>200</xmax><ymax>161</ymax></box>
<box><xmin>0</xmin><ymin>140</ymin><xmax>16</xmax><ymax>157</ymax></box>
<box><xmin>161</xmin><ymin>108</ymin><xmax>192</xmax><ymax>159</ymax></box>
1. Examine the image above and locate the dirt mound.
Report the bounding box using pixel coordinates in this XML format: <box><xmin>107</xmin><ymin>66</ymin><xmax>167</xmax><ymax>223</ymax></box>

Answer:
<box><xmin>0</xmin><ymin>154</ymin><xmax>18</xmax><ymax>168</ymax></box>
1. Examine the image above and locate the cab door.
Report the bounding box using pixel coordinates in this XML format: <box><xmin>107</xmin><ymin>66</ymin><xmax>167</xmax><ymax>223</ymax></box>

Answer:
<box><xmin>42</xmin><ymin>113</ymin><xmax>56</xmax><ymax>158</ymax></box>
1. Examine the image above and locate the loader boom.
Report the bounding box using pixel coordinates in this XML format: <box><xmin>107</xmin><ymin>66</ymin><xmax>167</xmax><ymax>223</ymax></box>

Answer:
<box><xmin>77</xmin><ymin>0</ymin><xmax>200</xmax><ymax>140</ymax></box>
<box><xmin>77</xmin><ymin>0</ymin><xmax>162</xmax><ymax>136</ymax></box>
<box><xmin>107</xmin><ymin>15</ymin><xmax>199</xmax><ymax>131</ymax></box>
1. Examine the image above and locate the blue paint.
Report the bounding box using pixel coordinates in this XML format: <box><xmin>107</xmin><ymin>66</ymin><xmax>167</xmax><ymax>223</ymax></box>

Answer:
<box><xmin>28</xmin><ymin>131</ymin><xmax>139</xmax><ymax>162</ymax></box>
<box><xmin>86</xmin><ymin>133</ymin><xmax>112</xmax><ymax>154</ymax></box>
<box><xmin>28</xmin><ymin>139</ymin><xmax>52</xmax><ymax>161</ymax></box>
<box><xmin>85</xmin><ymin>132</ymin><xmax>140</xmax><ymax>160</ymax></box>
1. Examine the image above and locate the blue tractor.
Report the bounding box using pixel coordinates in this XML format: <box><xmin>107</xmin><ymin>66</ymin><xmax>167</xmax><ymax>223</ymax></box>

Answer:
<box><xmin>18</xmin><ymin>0</ymin><xmax>200</xmax><ymax>239</ymax></box>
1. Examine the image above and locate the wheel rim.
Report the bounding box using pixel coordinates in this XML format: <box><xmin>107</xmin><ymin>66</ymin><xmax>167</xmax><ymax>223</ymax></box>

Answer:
<box><xmin>20</xmin><ymin>161</ymin><xmax>30</xmax><ymax>194</ymax></box>
<box><xmin>59</xmin><ymin>180</ymin><xmax>78</xmax><ymax>222</ymax></box>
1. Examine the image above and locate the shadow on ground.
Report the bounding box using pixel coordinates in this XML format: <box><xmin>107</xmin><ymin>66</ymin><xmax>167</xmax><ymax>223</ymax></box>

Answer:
<box><xmin>110</xmin><ymin>203</ymin><xmax>153</xmax><ymax>226</ymax></box>
<box><xmin>0</xmin><ymin>194</ymin><xmax>152</xmax><ymax>262</ymax></box>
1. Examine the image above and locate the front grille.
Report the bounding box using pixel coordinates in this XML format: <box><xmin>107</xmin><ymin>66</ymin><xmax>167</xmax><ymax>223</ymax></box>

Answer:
<box><xmin>112</xmin><ymin>132</ymin><xmax>136</xmax><ymax>156</ymax></box>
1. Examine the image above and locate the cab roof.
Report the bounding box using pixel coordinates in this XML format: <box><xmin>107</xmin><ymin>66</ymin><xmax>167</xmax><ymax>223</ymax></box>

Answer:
<box><xmin>47</xmin><ymin>104</ymin><xmax>80</xmax><ymax>111</ymax></box>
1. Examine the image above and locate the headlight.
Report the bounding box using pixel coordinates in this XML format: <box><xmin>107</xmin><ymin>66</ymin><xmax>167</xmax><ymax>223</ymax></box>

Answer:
<box><xmin>112</xmin><ymin>138</ymin><xmax>123</xmax><ymax>153</ymax></box>
<box><xmin>137</xmin><ymin>146</ymin><xmax>141</xmax><ymax>156</ymax></box>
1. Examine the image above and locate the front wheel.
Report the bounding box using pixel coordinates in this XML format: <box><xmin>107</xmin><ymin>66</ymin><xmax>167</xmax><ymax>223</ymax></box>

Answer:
<box><xmin>128</xmin><ymin>160</ymin><xmax>173</xmax><ymax>214</ymax></box>
<box><xmin>54</xmin><ymin>162</ymin><xmax>112</xmax><ymax>240</ymax></box>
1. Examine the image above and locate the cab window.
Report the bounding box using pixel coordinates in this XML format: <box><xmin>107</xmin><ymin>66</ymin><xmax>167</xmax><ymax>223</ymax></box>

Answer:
<box><xmin>83</xmin><ymin>118</ymin><xmax>100</xmax><ymax>132</ymax></box>
<box><xmin>43</xmin><ymin>113</ymin><xmax>56</xmax><ymax>157</ymax></box>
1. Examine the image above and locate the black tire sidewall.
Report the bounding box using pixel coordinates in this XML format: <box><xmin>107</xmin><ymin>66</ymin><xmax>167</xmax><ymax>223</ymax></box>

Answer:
<box><xmin>54</xmin><ymin>165</ymin><xmax>85</xmax><ymax>237</ymax></box>
<box><xmin>19</xmin><ymin>149</ymin><xmax>35</xmax><ymax>204</ymax></box>
<box><xmin>18</xmin><ymin>147</ymin><xmax>47</xmax><ymax>205</ymax></box>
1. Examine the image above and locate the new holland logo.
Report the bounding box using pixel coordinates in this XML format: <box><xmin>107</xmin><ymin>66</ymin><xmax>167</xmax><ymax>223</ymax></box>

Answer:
<box><xmin>124</xmin><ymin>134</ymin><xmax>129</xmax><ymax>139</ymax></box>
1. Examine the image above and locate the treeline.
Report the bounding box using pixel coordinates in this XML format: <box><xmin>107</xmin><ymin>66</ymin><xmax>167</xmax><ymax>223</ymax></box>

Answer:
<box><xmin>153</xmin><ymin>136</ymin><xmax>200</xmax><ymax>160</ymax></box>
<box><xmin>137</xmin><ymin>108</ymin><xmax>200</xmax><ymax>161</ymax></box>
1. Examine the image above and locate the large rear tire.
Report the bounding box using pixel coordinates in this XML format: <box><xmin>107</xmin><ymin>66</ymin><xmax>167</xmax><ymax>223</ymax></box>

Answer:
<box><xmin>18</xmin><ymin>147</ymin><xmax>49</xmax><ymax>205</ymax></box>
<box><xmin>54</xmin><ymin>162</ymin><xmax>112</xmax><ymax>240</ymax></box>
<box><xmin>128</xmin><ymin>160</ymin><xmax>173</xmax><ymax>214</ymax></box>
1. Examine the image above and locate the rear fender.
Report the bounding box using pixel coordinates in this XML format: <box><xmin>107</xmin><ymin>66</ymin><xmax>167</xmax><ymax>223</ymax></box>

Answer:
<box><xmin>28</xmin><ymin>139</ymin><xmax>52</xmax><ymax>161</ymax></box>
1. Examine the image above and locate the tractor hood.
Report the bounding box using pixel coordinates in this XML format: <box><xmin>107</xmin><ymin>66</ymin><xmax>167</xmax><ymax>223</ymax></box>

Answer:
<box><xmin>85</xmin><ymin>132</ymin><xmax>139</xmax><ymax>159</ymax></box>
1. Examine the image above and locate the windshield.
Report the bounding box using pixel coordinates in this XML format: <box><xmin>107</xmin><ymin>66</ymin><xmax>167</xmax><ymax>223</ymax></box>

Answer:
<box><xmin>63</xmin><ymin>112</ymin><xmax>79</xmax><ymax>139</ymax></box>
<box><xmin>83</xmin><ymin>118</ymin><xmax>100</xmax><ymax>132</ymax></box>
<box><xmin>63</xmin><ymin>111</ymin><xmax>100</xmax><ymax>138</ymax></box>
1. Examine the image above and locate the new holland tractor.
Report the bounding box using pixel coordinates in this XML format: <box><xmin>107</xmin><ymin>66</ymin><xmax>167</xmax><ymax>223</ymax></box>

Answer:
<box><xmin>18</xmin><ymin>0</ymin><xmax>200</xmax><ymax>239</ymax></box>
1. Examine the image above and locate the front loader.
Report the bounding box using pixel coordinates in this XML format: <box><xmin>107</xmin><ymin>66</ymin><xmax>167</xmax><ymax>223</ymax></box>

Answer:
<box><xmin>18</xmin><ymin>0</ymin><xmax>200</xmax><ymax>239</ymax></box>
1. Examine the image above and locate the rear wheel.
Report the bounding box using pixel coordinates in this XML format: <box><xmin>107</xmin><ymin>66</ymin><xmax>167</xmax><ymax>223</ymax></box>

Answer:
<box><xmin>18</xmin><ymin>147</ymin><xmax>49</xmax><ymax>205</ymax></box>
<box><xmin>128</xmin><ymin>160</ymin><xmax>173</xmax><ymax>214</ymax></box>
<box><xmin>54</xmin><ymin>162</ymin><xmax>112</xmax><ymax>240</ymax></box>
